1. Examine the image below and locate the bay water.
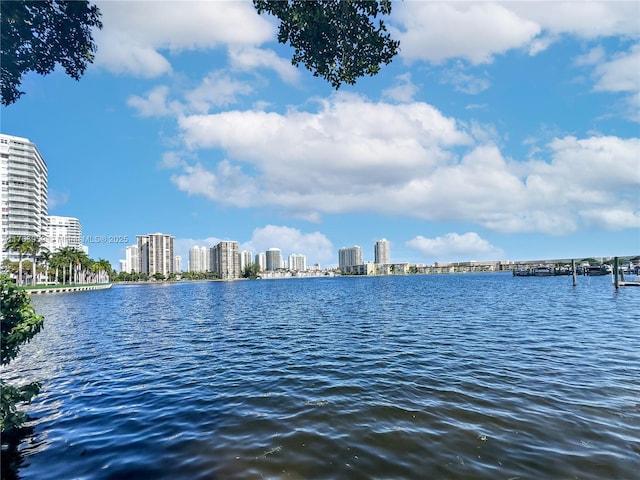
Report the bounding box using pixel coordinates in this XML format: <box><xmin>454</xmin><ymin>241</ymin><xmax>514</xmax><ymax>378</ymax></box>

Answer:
<box><xmin>3</xmin><ymin>274</ymin><xmax>639</xmax><ymax>479</ymax></box>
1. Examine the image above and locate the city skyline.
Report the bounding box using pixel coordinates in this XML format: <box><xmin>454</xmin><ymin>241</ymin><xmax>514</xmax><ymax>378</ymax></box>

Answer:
<box><xmin>2</xmin><ymin>2</ymin><xmax>638</xmax><ymax>268</ymax></box>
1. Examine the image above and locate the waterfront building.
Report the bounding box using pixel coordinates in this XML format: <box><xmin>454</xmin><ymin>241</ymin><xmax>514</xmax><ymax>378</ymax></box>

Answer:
<box><xmin>211</xmin><ymin>241</ymin><xmax>240</xmax><ymax>280</ymax></box>
<box><xmin>0</xmin><ymin>134</ymin><xmax>48</xmax><ymax>262</ymax></box>
<box><xmin>188</xmin><ymin>245</ymin><xmax>210</xmax><ymax>273</ymax></box>
<box><xmin>119</xmin><ymin>259</ymin><xmax>127</xmax><ymax>273</ymax></box>
<box><xmin>338</xmin><ymin>246</ymin><xmax>363</xmax><ymax>274</ymax></box>
<box><xmin>240</xmin><ymin>250</ymin><xmax>253</xmax><ymax>271</ymax></box>
<box><xmin>374</xmin><ymin>238</ymin><xmax>390</xmax><ymax>265</ymax></box>
<box><xmin>343</xmin><ymin>262</ymin><xmax>375</xmax><ymax>275</ymax></box>
<box><xmin>125</xmin><ymin>245</ymin><xmax>139</xmax><ymax>273</ymax></box>
<box><xmin>46</xmin><ymin>215</ymin><xmax>83</xmax><ymax>253</ymax></box>
<box><xmin>174</xmin><ymin>255</ymin><xmax>182</xmax><ymax>273</ymax></box>
<box><xmin>255</xmin><ymin>252</ymin><xmax>266</xmax><ymax>272</ymax></box>
<box><xmin>137</xmin><ymin>233</ymin><xmax>174</xmax><ymax>277</ymax></box>
<box><xmin>288</xmin><ymin>253</ymin><xmax>307</xmax><ymax>272</ymax></box>
<box><xmin>265</xmin><ymin>248</ymin><xmax>282</xmax><ymax>271</ymax></box>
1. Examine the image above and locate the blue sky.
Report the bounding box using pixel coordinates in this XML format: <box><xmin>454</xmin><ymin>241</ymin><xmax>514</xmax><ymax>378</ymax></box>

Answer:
<box><xmin>2</xmin><ymin>1</ymin><xmax>639</xmax><ymax>269</ymax></box>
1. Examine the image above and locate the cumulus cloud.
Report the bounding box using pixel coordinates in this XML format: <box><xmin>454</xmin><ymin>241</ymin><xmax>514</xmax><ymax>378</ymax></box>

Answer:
<box><xmin>406</xmin><ymin>232</ymin><xmax>504</xmax><ymax>262</ymax></box>
<box><xmin>171</xmin><ymin>161</ymin><xmax>258</xmax><ymax>208</ymax></box>
<box><xmin>228</xmin><ymin>46</ymin><xmax>301</xmax><ymax>84</ymax></box>
<box><xmin>509</xmin><ymin>2</ymin><xmax>640</xmax><ymax>39</ymax></box>
<box><xmin>391</xmin><ymin>2</ymin><xmax>639</xmax><ymax>65</ymax></box>
<box><xmin>440</xmin><ymin>63</ymin><xmax>491</xmax><ymax>95</ymax></box>
<box><xmin>240</xmin><ymin>225</ymin><xmax>334</xmax><ymax>266</ymax></box>
<box><xmin>392</xmin><ymin>2</ymin><xmax>540</xmax><ymax>64</ymax></box>
<box><xmin>127</xmin><ymin>85</ymin><xmax>180</xmax><ymax>117</ymax></box>
<box><xmin>184</xmin><ymin>72</ymin><xmax>255</xmax><ymax>113</ymax></box>
<box><xmin>592</xmin><ymin>45</ymin><xmax>640</xmax><ymax>93</ymax></box>
<box><xmin>382</xmin><ymin>73</ymin><xmax>419</xmax><ymax>103</ymax></box>
<box><xmin>166</xmin><ymin>92</ymin><xmax>639</xmax><ymax>236</ymax></box>
<box><xmin>93</xmin><ymin>1</ymin><xmax>275</xmax><ymax>77</ymax></box>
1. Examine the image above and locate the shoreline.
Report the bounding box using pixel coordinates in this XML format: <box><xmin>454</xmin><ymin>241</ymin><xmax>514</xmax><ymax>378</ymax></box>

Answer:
<box><xmin>26</xmin><ymin>283</ymin><xmax>112</xmax><ymax>294</ymax></box>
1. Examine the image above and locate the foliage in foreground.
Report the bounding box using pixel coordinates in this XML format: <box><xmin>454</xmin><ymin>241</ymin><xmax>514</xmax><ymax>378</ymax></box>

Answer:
<box><xmin>254</xmin><ymin>0</ymin><xmax>399</xmax><ymax>88</ymax></box>
<box><xmin>0</xmin><ymin>275</ymin><xmax>44</xmax><ymax>434</ymax></box>
<box><xmin>2</xmin><ymin>1</ymin><xmax>399</xmax><ymax>105</ymax></box>
<box><xmin>1</xmin><ymin>0</ymin><xmax>103</xmax><ymax>105</ymax></box>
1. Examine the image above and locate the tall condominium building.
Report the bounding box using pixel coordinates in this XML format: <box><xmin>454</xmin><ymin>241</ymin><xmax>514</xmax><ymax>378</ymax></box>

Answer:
<box><xmin>288</xmin><ymin>253</ymin><xmax>307</xmax><ymax>272</ymax></box>
<box><xmin>125</xmin><ymin>244</ymin><xmax>139</xmax><ymax>273</ymax></box>
<box><xmin>119</xmin><ymin>259</ymin><xmax>127</xmax><ymax>273</ymax></box>
<box><xmin>188</xmin><ymin>245</ymin><xmax>210</xmax><ymax>273</ymax></box>
<box><xmin>211</xmin><ymin>241</ymin><xmax>240</xmax><ymax>280</ymax></box>
<box><xmin>46</xmin><ymin>215</ymin><xmax>82</xmax><ymax>253</ymax></box>
<box><xmin>255</xmin><ymin>252</ymin><xmax>266</xmax><ymax>272</ymax></box>
<box><xmin>265</xmin><ymin>248</ymin><xmax>282</xmax><ymax>271</ymax></box>
<box><xmin>0</xmin><ymin>134</ymin><xmax>48</xmax><ymax>262</ymax></box>
<box><xmin>374</xmin><ymin>238</ymin><xmax>390</xmax><ymax>264</ymax></box>
<box><xmin>339</xmin><ymin>246</ymin><xmax>363</xmax><ymax>273</ymax></box>
<box><xmin>174</xmin><ymin>255</ymin><xmax>182</xmax><ymax>273</ymax></box>
<box><xmin>240</xmin><ymin>250</ymin><xmax>253</xmax><ymax>271</ymax></box>
<box><xmin>137</xmin><ymin>233</ymin><xmax>174</xmax><ymax>277</ymax></box>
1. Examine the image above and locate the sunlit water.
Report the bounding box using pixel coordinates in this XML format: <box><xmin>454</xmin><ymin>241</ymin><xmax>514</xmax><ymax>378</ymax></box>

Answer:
<box><xmin>2</xmin><ymin>274</ymin><xmax>640</xmax><ymax>479</ymax></box>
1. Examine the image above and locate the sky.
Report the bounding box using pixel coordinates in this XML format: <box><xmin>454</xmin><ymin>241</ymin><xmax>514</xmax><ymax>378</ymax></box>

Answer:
<box><xmin>2</xmin><ymin>1</ymin><xmax>639</xmax><ymax>269</ymax></box>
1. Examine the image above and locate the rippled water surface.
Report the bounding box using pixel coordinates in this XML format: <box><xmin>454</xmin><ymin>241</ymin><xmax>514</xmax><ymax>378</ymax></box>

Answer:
<box><xmin>3</xmin><ymin>274</ymin><xmax>640</xmax><ymax>479</ymax></box>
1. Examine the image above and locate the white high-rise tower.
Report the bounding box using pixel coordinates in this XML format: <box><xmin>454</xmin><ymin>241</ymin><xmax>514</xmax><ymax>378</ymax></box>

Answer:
<box><xmin>0</xmin><ymin>134</ymin><xmax>48</xmax><ymax>262</ymax></box>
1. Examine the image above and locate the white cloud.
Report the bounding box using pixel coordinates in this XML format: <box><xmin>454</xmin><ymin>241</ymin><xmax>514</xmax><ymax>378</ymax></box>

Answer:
<box><xmin>228</xmin><ymin>47</ymin><xmax>301</xmax><ymax>84</ymax></box>
<box><xmin>391</xmin><ymin>2</ymin><xmax>639</xmax><ymax>65</ymax></box>
<box><xmin>93</xmin><ymin>1</ymin><xmax>274</xmax><ymax>77</ymax></box>
<box><xmin>509</xmin><ymin>2</ymin><xmax>640</xmax><ymax>40</ymax></box>
<box><xmin>579</xmin><ymin>208</ymin><xmax>640</xmax><ymax>230</ymax></box>
<box><xmin>406</xmin><ymin>232</ymin><xmax>503</xmax><ymax>262</ymax></box>
<box><xmin>440</xmin><ymin>63</ymin><xmax>491</xmax><ymax>95</ymax></box>
<box><xmin>382</xmin><ymin>73</ymin><xmax>419</xmax><ymax>103</ymax></box>
<box><xmin>171</xmin><ymin>161</ymin><xmax>258</xmax><ymax>208</ymax></box>
<box><xmin>592</xmin><ymin>45</ymin><xmax>640</xmax><ymax>93</ymax></box>
<box><xmin>392</xmin><ymin>2</ymin><xmax>540</xmax><ymax>64</ymax></box>
<box><xmin>169</xmin><ymin>92</ymin><xmax>639</xmax><ymax>236</ymax></box>
<box><xmin>159</xmin><ymin>151</ymin><xmax>187</xmax><ymax>169</ymax></box>
<box><xmin>127</xmin><ymin>85</ymin><xmax>179</xmax><ymax>117</ymax></box>
<box><xmin>185</xmin><ymin>72</ymin><xmax>255</xmax><ymax>113</ymax></box>
<box><xmin>574</xmin><ymin>46</ymin><xmax>606</xmax><ymax>67</ymax></box>
<box><xmin>240</xmin><ymin>225</ymin><xmax>334</xmax><ymax>267</ymax></box>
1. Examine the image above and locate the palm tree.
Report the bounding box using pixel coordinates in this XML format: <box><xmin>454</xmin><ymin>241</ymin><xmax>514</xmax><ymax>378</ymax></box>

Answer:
<box><xmin>53</xmin><ymin>247</ymin><xmax>80</xmax><ymax>284</ymax></box>
<box><xmin>4</xmin><ymin>236</ymin><xmax>29</xmax><ymax>285</ymax></box>
<box><xmin>23</xmin><ymin>237</ymin><xmax>46</xmax><ymax>285</ymax></box>
<box><xmin>38</xmin><ymin>250</ymin><xmax>52</xmax><ymax>283</ymax></box>
<box><xmin>96</xmin><ymin>258</ymin><xmax>113</xmax><ymax>283</ymax></box>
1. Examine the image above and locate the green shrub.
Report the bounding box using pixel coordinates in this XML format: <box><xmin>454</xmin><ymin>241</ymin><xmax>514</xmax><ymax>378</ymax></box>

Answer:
<box><xmin>1</xmin><ymin>274</ymin><xmax>44</xmax><ymax>434</ymax></box>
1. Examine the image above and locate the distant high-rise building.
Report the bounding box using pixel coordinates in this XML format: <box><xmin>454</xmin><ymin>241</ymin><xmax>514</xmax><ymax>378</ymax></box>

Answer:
<box><xmin>125</xmin><ymin>245</ymin><xmax>139</xmax><ymax>273</ymax></box>
<box><xmin>255</xmin><ymin>252</ymin><xmax>266</xmax><ymax>271</ymax></box>
<box><xmin>211</xmin><ymin>241</ymin><xmax>240</xmax><ymax>279</ymax></box>
<box><xmin>0</xmin><ymin>134</ymin><xmax>48</xmax><ymax>262</ymax></box>
<box><xmin>339</xmin><ymin>246</ymin><xmax>363</xmax><ymax>273</ymax></box>
<box><xmin>46</xmin><ymin>215</ymin><xmax>82</xmax><ymax>253</ymax></box>
<box><xmin>374</xmin><ymin>238</ymin><xmax>390</xmax><ymax>264</ymax></box>
<box><xmin>240</xmin><ymin>250</ymin><xmax>253</xmax><ymax>271</ymax></box>
<box><xmin>119</xmin><ymin>259</ymin><xmax>127</xmax><ymax>273</ymax></box>
<box><xmin>288</xmin><ymin>253</ymin><xmax>307</xmax><ymax>271</ymax></box>
<box><xmin>188</xmin><ymin>245</ymin><xmax>210</xmax><ymax>273</ymax></box>
<box><xmin>265</xmin><ymin>248</ymin><xmax>282</xmax><ymax>271</ymax></box>
<box><xmin>137</xmin><ymin>233</ymin><xmax>174</xmax><ymax>277</ymax></box>
<box><xmin>174</xmin><ymin>255</ymin><xmax>182</xmax><ymax>273</ymax></box>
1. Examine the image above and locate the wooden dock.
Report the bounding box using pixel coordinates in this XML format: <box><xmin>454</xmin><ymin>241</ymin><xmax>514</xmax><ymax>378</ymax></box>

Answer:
<box><xmin>613</xmin><ymin>257</ymin><xmax>640</xmax><ymax>288</ymax></box>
